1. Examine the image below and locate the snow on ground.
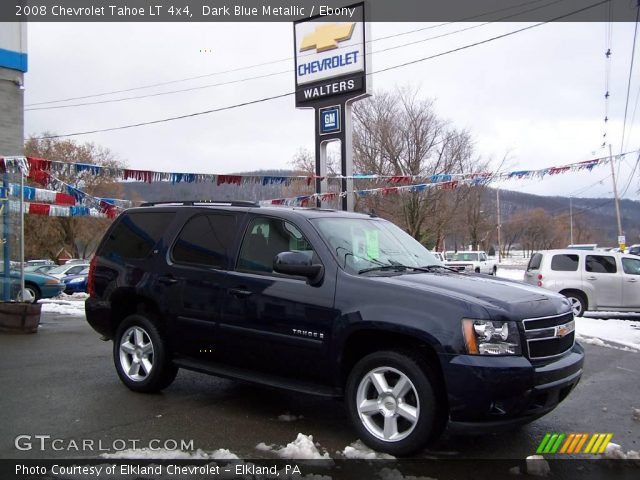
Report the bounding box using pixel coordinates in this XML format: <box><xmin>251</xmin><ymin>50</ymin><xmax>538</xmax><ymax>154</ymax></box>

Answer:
<box><xmin>575</xmin><ymin>318</ymin><xmax>640</xmax><ymax>352</ymax></box>
<box><xmin>255</xmin><ymin>433</ymin><xmax>330</xmax><ymax>460</ymax></box>
<box><xmin>39</xmin><ymin>299</ymin><xmax>86</xmax><ymax>316</ymax></box>
<box><xmin>525</xmin><ymin>455</ymin><xmax>550</xmax><ymax>477</ymax></box>
<box><xmin>603</xmin><ymin>443</ymin><xmax>640</xmax><ymax>460</ymax></box>
<box><xmin>338</xmin><ymin>440</ymin><xmax>395</xmax><ymax>460</ymax></box>
<box><xmin>496</xmin><ymin>268</ymin><xmax>525</xmax><ymax>282</ymax></box>
<box><xmin>498</xmin><ymin>255</ymin><xmax>531</xmax><ymax>267</ymax></box>
<box><xmin>38</xmin><ymin>292</ymin><xmax>87</xmax><ymax>316</ymax></box>
<box><xmin>101</xmin><ymin>447</ymin><xmax>239</xmax><ymax>459</ymax></box>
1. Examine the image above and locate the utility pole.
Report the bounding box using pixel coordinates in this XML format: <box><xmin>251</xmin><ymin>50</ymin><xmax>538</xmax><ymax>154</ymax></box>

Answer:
<box><xmin>569</xmin><ymin>196</ymin><xmax>573</xmax><ymax>245</ymax></box>
<box><xmin>608</xmin><ymin>144</ymin><xmax>624</xmax><ymax>239</ymax></box>
<box><xmin>496</xmin><ymin>187</ymin><xmax>501</xmax><ymax>263</ymax></box>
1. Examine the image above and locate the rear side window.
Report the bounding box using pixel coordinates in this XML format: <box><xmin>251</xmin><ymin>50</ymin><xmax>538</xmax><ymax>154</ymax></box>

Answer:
<box><xmin>527</xmin><ymin>253</ymin><xmax>542</xmax><ymax>271</ymax></box>
<box><xmin>172</xmin><ymin>214</ymin><xmax>237</xmax><ymax>268</ymax></box>
<box><xmin>100</xmin><ymin>212</ymin><xmax>174</xmax><ymax>260</ymax></box>
<box><xmin>551</xmin><ymin>254</ymin><xmax>579</xmax><ymax>271</ymax></box>
<box><xmin>586</xmin><ymin>255</ymin><xmax>617</xmax><ymax>274</ymax></box>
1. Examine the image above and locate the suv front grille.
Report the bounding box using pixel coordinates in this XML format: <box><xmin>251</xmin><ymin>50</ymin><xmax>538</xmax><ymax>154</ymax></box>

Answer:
<box><xmin>522</xmin><ymin>312</ymin><xmax>575</xmax><ymax>360</ymax></box>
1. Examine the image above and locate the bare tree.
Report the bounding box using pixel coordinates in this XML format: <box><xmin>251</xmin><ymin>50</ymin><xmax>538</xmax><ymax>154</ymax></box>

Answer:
<box><xmin>352</xmin><ymin>88</ymin><xmax>485</xmax><ymax>244</ymax></box>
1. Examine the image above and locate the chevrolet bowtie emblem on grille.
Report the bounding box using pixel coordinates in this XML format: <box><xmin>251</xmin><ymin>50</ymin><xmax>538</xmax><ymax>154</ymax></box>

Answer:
<box><xmin>300</xmin><ymin>23</ymin><xmax>356</xmax><ymax>53</ymax></box>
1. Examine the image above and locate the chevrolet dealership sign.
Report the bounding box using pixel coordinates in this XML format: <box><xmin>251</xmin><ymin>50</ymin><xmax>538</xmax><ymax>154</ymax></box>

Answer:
<box><xmin>294</xmin><ymin>3</ymin><xmax>368</xmax><ymax>107</ymax></box>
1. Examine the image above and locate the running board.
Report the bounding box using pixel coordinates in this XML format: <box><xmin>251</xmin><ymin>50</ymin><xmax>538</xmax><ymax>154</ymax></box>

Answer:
<box><xmin>173</xmin><ymin>358</ymin><xmax>342</xmax><ymax>398</ymax></box>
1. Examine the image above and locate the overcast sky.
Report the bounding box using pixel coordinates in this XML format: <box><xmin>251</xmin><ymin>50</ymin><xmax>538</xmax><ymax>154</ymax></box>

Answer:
<box><xmin>22</xmin><ymin>20</ymin><xmax>640</xmax><ymax>201</ymax></box>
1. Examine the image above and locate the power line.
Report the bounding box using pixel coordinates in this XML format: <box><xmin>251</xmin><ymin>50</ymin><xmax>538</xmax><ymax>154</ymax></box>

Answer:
<box><xmin>26</xmin><ymin>0</ymin><xmax>571</xmax><ymax>112</ymax></box>
<box><xmin>601</xmin><ymin>0</ymin><xmax>613</xmax><ymax>149</ymax></box>
<box><xmin>25</xmin><ymin>0</ymin><xmax>569</xmax><ymax>108</ymax></box>
<box><xmin>373</xmin><ymin>0</ymin><xmax>609</xmax><ymax>75</ymax></box>
<box><xmin>33</xmin><ymin>0</ymin><xmax>609</xmax><ymax>140</ymax></box>
<box><xmin>619</xmin><ymin>3</ymin><xmax>640</xmax><ymax>156</ymax></box>
<box><xmin>33</xmin><ymin>92</ymin><xmax>295</xmax><ymax>138</ymax></box>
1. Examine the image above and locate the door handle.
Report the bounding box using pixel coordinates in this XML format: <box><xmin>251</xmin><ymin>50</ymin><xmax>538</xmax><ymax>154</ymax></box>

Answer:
<box><xmin>628</xmin><ymin>278</ymin><xmax>638</xmax><ymax>283</ymax></box>
<box><xmin>229</xmin><ymin>288</ymin><xmax>252</xmax><ymax>298</ymax></box>
<box><xmin>586</xmin><ymin>276</ymin><xmax>597</xmax><ymax>281</ymax></box>
<box><xmin>158</xmin><ymin>275</ymin><xmax>178</xmax><ymax>285</ymax></box>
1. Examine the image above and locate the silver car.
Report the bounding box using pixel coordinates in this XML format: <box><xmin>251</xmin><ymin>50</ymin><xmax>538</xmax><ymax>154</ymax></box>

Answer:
<box><xmin>523</xmin><ymin>249</ymin><xmax>640</xmax><ymax>316</ymax></box>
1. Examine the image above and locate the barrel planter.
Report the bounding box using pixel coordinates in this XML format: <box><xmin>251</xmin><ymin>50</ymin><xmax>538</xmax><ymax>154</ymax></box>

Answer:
<box><xmin>0</xmin><ymin>302</ymin><xmax>42</xmax><ymax>334</ymax></box>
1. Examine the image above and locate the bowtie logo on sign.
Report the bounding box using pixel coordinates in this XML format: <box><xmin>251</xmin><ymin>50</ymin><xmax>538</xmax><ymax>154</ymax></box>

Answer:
<box><xmin>300</xmin><ymin>23</ymin><xmax>355</xmax><ymax>53</ymax></box>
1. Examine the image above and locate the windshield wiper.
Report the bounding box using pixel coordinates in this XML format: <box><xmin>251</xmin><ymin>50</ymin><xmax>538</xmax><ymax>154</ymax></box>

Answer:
<box><xmin>358</xmin><ymin>264</ymin><xmax>432</xmax><ymax>274</ymax></box>
<box><xmin>420</xmin><ymin>264</ymin><xmax>463</xmax><ymax>273</ymax></box>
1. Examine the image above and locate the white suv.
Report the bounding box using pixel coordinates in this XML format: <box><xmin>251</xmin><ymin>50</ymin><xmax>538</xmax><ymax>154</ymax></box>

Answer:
<box><xmin>523</xmin><ymin>249</ymin><xmax>640</xmax><ymax>316</ymax></box>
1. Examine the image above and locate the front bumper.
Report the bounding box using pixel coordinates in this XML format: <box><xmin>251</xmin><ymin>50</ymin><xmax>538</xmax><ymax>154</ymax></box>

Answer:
<box><xmin>440</xmin><ymin>342</ymin><xmax>584</xmax><ymax>430</ymax></box>
<box><xmin>40</xmin><ymin>283</ymin><xmax>66</xmax><ymax>299</ymax></box>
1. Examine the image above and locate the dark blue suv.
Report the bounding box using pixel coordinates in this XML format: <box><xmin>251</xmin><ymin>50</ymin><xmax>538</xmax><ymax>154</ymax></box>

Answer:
<box><xmin>86</xmin><ymin>201</ymin><xmax>584</xmax><ymax>455</ymax></box>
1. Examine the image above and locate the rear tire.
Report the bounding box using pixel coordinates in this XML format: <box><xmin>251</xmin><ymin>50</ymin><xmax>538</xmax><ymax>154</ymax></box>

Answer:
<box><xmin>346</xmin><ymin>350</ymin><xmax>442</xmax><ymax>456</ymax></box>
<box><xmin>113</xmin><ymin>314</ymin><xmax>178</xmax><ymax>392</ymax></box>
<box><xmin>561</xmin><ymin>290</ymin><xmax>587</xmax><ymax>317</ymax></box>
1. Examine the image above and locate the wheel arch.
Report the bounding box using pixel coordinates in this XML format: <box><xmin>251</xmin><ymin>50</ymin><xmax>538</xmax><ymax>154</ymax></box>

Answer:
<box><xmin>558</xmin><ymin>288</ymin><xmax>591</xmax><ymax>310</ymax></box>
<box><xmin>109</xmin><ymin>289</ymin><xmax>166</xmax><ymax>337</ymax></box>
<box><xmin>339</xmin><ymin>328</ymin><xmax>448</xmax><ymax>411</ymax></box>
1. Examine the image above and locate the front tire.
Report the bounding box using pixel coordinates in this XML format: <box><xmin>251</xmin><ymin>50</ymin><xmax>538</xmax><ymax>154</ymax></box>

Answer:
<box><xmin>562</xmin><ymin>291</ymin><xmax>587</xmax><ymax>317</ymax></box>
<box><xmin>24</xmin><ymin>283</ymin><xmax>40</xmax><ymax>303</ymax></box>
<box><xmin>346</xmin><ymin>350</ymin><xmax>441</xmax><ymax>456</ymax></box>
<box><xmin>113</xmin><ymin>314</ymin><xmax>178</xmax><ymax>392</ymax></box>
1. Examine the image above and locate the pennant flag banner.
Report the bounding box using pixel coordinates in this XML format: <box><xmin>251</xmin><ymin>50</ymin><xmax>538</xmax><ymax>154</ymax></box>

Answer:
<box><xmin>0</xmin><ymin>152</ymin><xmax>628</xmax><ymax>189</ymax></box>
<box><xmin>0</xmin><ymin>151</ymin><xmax>630</xmax><ymax>216</ymax></box>
<box><xmin>7</xmin><ymin>200</ymin><xmax>106</xmax><ymax>218</ymax></box>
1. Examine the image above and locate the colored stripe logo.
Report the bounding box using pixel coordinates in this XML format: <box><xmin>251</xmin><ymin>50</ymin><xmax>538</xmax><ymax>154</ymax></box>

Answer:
<box><xmin>536</xmin><ymin>433</ymin><xmax>613</xmax><ymax>454</ymax></box>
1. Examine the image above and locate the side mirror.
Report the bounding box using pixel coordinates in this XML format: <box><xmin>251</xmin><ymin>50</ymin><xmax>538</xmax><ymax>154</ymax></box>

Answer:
<box><xmin>273</xmin><ymin>251</ymin><xmax>324</xmax><ymax>286</ymax></box>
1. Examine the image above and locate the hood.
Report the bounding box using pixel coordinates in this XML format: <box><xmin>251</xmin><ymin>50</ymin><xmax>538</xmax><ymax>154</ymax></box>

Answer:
<box><xmin>367</xmin><ymin>271</ymin><xmax>570</xmax><ymax>320</ymax></box>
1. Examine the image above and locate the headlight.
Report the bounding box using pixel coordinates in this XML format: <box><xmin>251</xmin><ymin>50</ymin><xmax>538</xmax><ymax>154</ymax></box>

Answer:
<box><xmin>68</xmin><ymin>277</ymin><xmax>84</xmax><ymax>284</ymax></box>
<box><xmin>45</xmin><ymin>279</ymin><xmax>60</xmax><ymax>285</ymax></box>
<box><xmin>462</xmin><ymin>319</ymin><xmax>521</xmax><ymax>355</ymax></box>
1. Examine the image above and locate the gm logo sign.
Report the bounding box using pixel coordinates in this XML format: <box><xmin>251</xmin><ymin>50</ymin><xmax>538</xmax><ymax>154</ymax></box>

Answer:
<box><xmin>319</xmin><ymin>105</ymin><xmax>341</xmax><ymax>135</ymax></box>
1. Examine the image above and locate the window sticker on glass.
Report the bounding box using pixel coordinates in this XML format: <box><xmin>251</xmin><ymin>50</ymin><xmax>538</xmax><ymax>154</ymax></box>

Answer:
<box><xmin>365</xmin><ymin>230</ymin><xmax>379</xmax><ymax>260</ymax></box>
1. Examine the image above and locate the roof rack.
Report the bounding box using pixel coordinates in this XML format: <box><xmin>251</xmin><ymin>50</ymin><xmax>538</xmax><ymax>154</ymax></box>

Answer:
<box><xmin>140</xmin><ymin>200</ymin><xmax>259</xmax><ymax>207</ymax></box>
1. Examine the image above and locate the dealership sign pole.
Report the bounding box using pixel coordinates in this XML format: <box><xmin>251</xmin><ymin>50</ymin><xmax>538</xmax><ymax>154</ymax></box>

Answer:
<box><xmin>293</xmin><ymin>2</ymin><xmax>370</xmax><ymax>211</ymax></box>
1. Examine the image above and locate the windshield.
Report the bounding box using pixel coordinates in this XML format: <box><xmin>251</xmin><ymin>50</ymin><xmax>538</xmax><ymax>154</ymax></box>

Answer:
<box><xmin>452</xmin><ymin>252</ymin><xmax>479</xmax><ymax>261</ymax></box>
<box><xmin>311</xmin><ymin>217</ymin><xmax>441</xmax><ymax>274</ymax></box>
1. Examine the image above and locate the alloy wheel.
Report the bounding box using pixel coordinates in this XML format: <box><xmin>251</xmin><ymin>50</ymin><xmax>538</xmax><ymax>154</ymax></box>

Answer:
<box><xmin>355</xmin><ymin>366</ymin><xmax>420</xmax><ymax>442</ymax></box>
<box><xmin>119</xmin><ymin>326</ymin><xmax>155</xmax><ymax>381</ymax></box>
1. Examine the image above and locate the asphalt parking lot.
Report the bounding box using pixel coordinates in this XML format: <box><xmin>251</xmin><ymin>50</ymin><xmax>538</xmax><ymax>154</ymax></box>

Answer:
<box><xmin>0</xmin><ymin>309</ymin><xmax>638</xmax><ymax>465</ymax></box>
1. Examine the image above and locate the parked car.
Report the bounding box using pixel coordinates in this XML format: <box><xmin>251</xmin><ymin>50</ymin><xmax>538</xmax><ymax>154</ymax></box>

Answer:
<box><xmin>65</xmin><ymin>258</ymin><xmax>90</xmax><ymax>265</ymax></box>
<box><xmin>524</xmin><ymin>249</ymin><xmax>640</xmax><ymax>316</ymax></box>
<box><xmin>0</xmin><ymin>270</ymin><xmax>65</xmax><ymax>303</ymax></box>
<box><xmin>26</xmin><ymin>259</ymin><xmax>55</xmax><ymax>266</ymax></box>
<box><xmin>566</xmin><ymin>244</ymin><xmax>598</xmax><ymax>251</ymax></box>
<box><xmin>431</xmin><ymin>251</ymin><xmax>445</xmax><ymax>263</ymax></box>
<box><xmin>62</xmin><ymin>267</ymin><xmax>89</xmax><ymax>294</ymax></box>
<box><xmin>86</xmin><ymin>201</ymin><xmax>583</xmax><ymax>455</ymax></box>
<box><xmin>445</xmin><ymin>251</ymin><xmax>497</xmax><ymax>275</ymax></box>
<box><xmin>629</xmin><ymin>244</ymin><xmax>640</xmax><ymax>257</ymax></box>
<box><xmin>24</xmin><ymin>264</ymin><xmax>57</xmax><ymax>274</ymax></box>
<box><xmin>46</xmin><ymin>263</ymin><xmax>90</xmax><ymax>279</ymax></box>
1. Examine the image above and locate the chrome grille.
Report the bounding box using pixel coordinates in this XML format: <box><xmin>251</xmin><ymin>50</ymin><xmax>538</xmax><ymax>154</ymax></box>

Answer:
<box><xmin>522</xmin><ymin>312</ymin><xmax>575</xmax><ymax>359</ymax></box>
